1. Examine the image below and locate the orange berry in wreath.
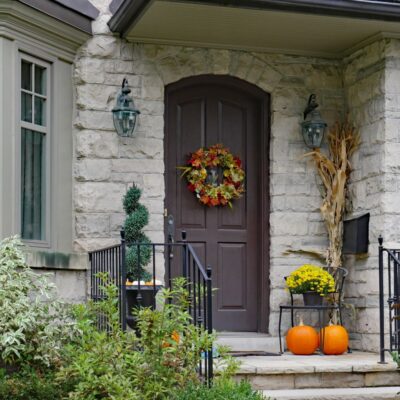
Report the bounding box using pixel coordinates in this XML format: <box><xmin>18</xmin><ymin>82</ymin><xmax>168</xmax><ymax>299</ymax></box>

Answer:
<box><xmin>286</xmin><ymin>318</ymin><xmax>318</xmax><ymax>355</ymax></box>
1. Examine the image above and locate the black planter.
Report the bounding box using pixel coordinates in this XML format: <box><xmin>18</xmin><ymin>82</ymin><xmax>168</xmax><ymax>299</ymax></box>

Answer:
<box><xmin>302</xmin><ymin>291</ymin><xmax>323</xmax><ymax>306</ymax></box>
<box><xmin>126</xmin><ymin>286</ymin><xmax>162</xmax><ymax>329</ymax></box>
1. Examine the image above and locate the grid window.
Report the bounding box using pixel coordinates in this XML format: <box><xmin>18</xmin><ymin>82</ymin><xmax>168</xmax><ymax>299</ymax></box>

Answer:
<box><xmin>20</xmin><ymin>56</ymin><xmax>50</xmax><ymax>241</ymax></box>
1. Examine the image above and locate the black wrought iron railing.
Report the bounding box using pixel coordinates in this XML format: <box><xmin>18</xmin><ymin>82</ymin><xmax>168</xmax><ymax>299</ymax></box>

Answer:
<box><xmin>89</xmin><ymin>230</ymin><xmax>213</xmax><ymax>383</ymax></box>
<box><xmin>378</xmin><ymin>236</ymin><xmax>400</xmax><ymax>363</ymax></box>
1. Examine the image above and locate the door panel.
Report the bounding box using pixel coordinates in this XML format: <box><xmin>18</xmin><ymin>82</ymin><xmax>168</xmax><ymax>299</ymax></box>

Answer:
<box><xmin>166</xmin><ymin>76</ymin><xmax>268</xmax><ymax>332</ymax></box>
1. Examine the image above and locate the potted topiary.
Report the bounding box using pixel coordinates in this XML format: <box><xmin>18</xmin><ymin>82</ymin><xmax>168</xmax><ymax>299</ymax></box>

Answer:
<box><xmin>123</xmin><ymin>184</ymin><xmax>162</xmax><ymax>328</ymax></box>
<box><xmin>286</xmin><ymin>264</ymin><xmax>335</xmax><ymax>306</ymax></box>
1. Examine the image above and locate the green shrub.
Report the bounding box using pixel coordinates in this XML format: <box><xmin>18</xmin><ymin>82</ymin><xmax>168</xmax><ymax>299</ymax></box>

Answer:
<box><xmin>126</xmin><ymin>235</ymin><xmax>152</xmax><ymax>282</ymax></box>
<box><xmin>173</xmin><ymin>379</ymin><xmax>267</xmax><ymax>400</ymax></box>
<box><xmin>0</xmin><ymin>367</ymin><xmax>73</xmax><ymax>400</ymax></box>
<box><xmin>0</xmin><ymin>236</ymin><xmax>75</xmax><ymax>368</ymax></box>
<box><xmin>57</xmin><ymin>276</ymin><xmax>141</xmax><ymax>399</ymax></box>
<box><xmin>57</xmin><ymin>275</ymin><xmax>236</xmax><ymax>400</ymax></box>
<box><xmin>123</xmin><ymin>184</ymin><xmax>153</xmax><ymax>281</ymax></box>
<box><xmin>132</xmin><ymin>277</ymin><xmax>220</xmax><ymax>398</ymax></box>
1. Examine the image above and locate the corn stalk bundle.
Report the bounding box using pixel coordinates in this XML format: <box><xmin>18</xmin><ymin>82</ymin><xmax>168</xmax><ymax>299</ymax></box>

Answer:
<box><xmin>305</xmin><ymin>120</ymin><xmax>360</xmax><ymax>269</ymax></box>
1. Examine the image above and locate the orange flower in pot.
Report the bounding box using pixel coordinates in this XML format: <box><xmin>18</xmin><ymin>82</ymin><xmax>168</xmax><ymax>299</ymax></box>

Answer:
<box><xmin>286</xmin><ymin>317</ymin><xmax>319</xmax><ymax>355</ymax></box>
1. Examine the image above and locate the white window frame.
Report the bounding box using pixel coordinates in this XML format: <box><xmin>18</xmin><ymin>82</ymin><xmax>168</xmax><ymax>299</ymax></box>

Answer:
<box><xmin>17</xmin><ymin>52</ymin><xmax>52</xmax><ymax>248</ymax></box>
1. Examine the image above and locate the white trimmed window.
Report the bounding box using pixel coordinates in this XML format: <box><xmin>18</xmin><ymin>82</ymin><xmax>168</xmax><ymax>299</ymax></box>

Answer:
<box><xmin>19</xmin><ymin>54</ymin><xmax>50</xmax><ymax>243</ymax></box>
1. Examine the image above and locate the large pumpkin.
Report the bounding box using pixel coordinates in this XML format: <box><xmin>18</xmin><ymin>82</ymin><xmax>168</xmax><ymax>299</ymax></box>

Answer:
<box><xmin>286</xmin><ymin>319</ymin><xmax>318</xmax><ymax>355</ymax></box>
<box><xmin>320</xmin><ymin>324</ymin><xmax>348</xmax><ymax>355</ymax></box>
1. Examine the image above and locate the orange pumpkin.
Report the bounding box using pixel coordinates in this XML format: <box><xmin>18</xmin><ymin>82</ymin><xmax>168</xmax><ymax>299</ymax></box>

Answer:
<box><xmin>319</xmin><ymin>324</ymin><xmax>348</xmax><ymax>355</ymax></box>
<box><xmin>286</xmin><ymin>318</ymin><xmax>318</xmax><ymax>355</ymax></box>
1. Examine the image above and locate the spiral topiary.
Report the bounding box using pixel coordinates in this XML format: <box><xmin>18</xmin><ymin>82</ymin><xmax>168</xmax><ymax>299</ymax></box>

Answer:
<box><xmin>123</xmin><ymin>184</ymin><xmax>152</xmax><ymax>282</ymax></box>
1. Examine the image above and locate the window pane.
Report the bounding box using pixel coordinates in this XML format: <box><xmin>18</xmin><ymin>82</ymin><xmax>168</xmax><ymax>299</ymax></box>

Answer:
<box><xmin>21</xmin><ymin>128</ymin><xmax>45</xmax><ymax>241</ymax></box>
<box><xmin>21</xmin><ymin>61</ymin><xmax>32</xmax><ymax>91</ymax></box>
<box><xmin>34</xmin><ymin>97</ymin><xmax>46</xmax><ymax>126</ymax></box>
<box><xmin>34</xmin><ymin>65</ymin><xmax>46</xmax><ymax>95</ymax></box>
<box><xmin>21</xmin><ymin>92</ymin><xmax>32</xmax><ymax>123</ymax></box>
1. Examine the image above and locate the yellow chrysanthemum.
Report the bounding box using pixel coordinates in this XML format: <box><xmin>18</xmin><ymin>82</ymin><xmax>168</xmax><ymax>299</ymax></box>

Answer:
<box><xmin>286</xmin><ymin>264</ymin><xmax>335</xmax><ymax>296</ymax></box>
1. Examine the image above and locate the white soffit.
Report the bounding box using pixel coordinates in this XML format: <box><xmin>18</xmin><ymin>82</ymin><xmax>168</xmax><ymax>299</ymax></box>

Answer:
<box><xmin>126</xmin><ymin>0</ymin><xmax>400</xmax><ymax>58</ymax></box>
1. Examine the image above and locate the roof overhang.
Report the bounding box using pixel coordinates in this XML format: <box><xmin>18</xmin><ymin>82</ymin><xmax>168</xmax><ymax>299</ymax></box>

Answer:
<box><xmin>0</xmin><ymin>0</ymin><xmax>94</xmax><ymax>60</ymax></box>
<box><xmin>18</xmin><ymin>0</ymin><xmax>98</xmax><ymax>34</ymax></box>
<box><xmin>109</xmin><ymin>0</ymin><xmax>400</xmax><ymax>58</ymax></box>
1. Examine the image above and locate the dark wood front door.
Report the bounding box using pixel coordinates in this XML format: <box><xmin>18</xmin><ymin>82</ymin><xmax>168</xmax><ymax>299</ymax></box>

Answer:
<box><xmin>165</xmin><ymin>75</ymin><xmax>270</xmax><ymax>332</ymax></box>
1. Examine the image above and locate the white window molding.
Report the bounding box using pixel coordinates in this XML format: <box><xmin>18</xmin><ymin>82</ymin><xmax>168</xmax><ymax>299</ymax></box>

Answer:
<box><xmin>0</xmin><ymin>30</ymin><xmax>74</xmax><ymax>256</ymax></box>
<box><xmin>18</xmin><ymin>53</ymin><xmax>52</xmax><ymax>247</ymax></box>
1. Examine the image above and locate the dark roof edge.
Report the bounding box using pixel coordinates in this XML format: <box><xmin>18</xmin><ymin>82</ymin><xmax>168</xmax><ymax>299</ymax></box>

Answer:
<box><xmin>109</xmin><ymin>0</ymin><xmax>400</xmax><ymax>36</ymax></box>
<box><xmin>18</xmin><ymin>0</ymin><xmax>97</xmax><ymax>34</ymax></box>
<box><xmin>53</xmin><ymin>0</ymin><xmax>99</xmax><ymax>20</ymax></box>
<box><xmin>109</xmin><ymin>0</ymin><xmax>153</xmax><ymax>36</ymax></box>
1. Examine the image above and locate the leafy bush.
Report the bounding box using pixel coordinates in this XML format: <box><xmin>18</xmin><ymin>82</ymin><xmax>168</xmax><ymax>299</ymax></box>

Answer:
<box><xmin>392</xmin><ymin>351</ymin><xmax>400</xmax><ymax>368</ymax></box>
<box><xmin>173</xmin><ymin>379</ymin><xmax>267</xmax><ymax>400</ymax></box>
<box><xmin>0</xmin><ymin>367</ymin><xmax>72</xmax><ymax>400</ymax></box>
<box><xmin>132</xmin><ymin>277</ymin><xmax>219</xmax><ymax>398</ymax></box>
<box><xmin>0</xmin><ymin>236</ymin><xmax>74</xmax><ymax>368</ymax></box>
<box><xmin>57</xmin><ymin>276</ymin><xmax>140</xmax><ymax>399</ymax></box>
<box><xmin>57</xmin><ymin>275</ymin><xmax>226</xmax><ymax>400</ymax></box>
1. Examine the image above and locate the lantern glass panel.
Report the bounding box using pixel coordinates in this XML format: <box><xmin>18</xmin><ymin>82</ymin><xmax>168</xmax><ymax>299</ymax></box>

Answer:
<box><xmin>301</xmin><ymin>121</ymin><xmax>326</xmax><ymax>148</ymax></box>
<box><xmin>112</xmin><ymin>110</ymin><xmax>137</xmax><ymax>137</ymax></box>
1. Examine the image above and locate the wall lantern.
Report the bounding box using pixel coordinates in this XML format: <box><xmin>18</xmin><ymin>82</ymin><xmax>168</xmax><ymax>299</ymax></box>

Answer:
<box><xmin>112</xmin><ymin>78</ymin><xmax>140</xmax><ymax>137</ymax></box>
<box><xmin>301</xmin><ymin>94</ymin><xmax>327</xmax><ymax>148</ymax></box>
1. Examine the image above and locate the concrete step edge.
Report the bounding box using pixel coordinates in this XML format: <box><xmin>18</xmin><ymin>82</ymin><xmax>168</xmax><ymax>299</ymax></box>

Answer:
<box><xmin>262</xmin><ymin>386</ymin><xmax>400</xmax><ymax>400</ymax></box>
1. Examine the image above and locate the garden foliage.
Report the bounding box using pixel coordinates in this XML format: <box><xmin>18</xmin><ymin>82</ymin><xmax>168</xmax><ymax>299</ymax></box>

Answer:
<box><xmin>173</xmin><ymin>380</ymin><xmax>266</xmax><ymax>400</ymax></box>
<box><xmin>124</xmin><ymin>184</ymin><xmax>152</xmax><ymax>281</ymax></box>
<box><xmin>0</xmin><ymin>238</ymin><xmax>265</xmax><ymax>399</ymax></box>
<box><xmin>0</xmin><ymin>236</ymin><xmax>74</xmax><ymax>368</ymax></box>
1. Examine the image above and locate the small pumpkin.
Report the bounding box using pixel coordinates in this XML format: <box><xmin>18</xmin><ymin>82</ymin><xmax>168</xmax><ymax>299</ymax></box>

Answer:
<box><xmin>319</xmin><ymin>323</ymin><xmax>348</xmax><ymax>355</ymax></box>
<box><xmin>286</xmin><ymin>317</ymin><xmax>318</xmax><ymax>355</ymax></box>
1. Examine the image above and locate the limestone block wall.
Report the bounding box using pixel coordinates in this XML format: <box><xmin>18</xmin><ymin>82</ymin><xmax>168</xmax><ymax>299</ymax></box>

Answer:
<box><xmin>343</xmin><ymin>39</ymin><xmax>399</xmax><ymax>351</ymax></box>
<box><xmin>74</xmin><ymin>0</ymin><xmax>345</xmax><ymax>336</ymax></box>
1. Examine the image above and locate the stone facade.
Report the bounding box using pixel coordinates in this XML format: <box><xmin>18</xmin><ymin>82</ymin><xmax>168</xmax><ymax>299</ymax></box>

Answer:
<box><xmin>71</xmin><ymin>0</ymin><xmax>398</xmax><ymax>349</ymax></box>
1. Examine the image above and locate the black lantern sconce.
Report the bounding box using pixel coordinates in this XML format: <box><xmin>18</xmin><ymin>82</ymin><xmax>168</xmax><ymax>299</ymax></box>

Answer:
<box><xmin>112</xmin><ymin>78</ymin><xmax>140</xmax><ymax>137</ymax></box>
<box><xmin>301</xmin><ymin>94</ymin><xmax>327</xmax><ymax>148</ymax></box>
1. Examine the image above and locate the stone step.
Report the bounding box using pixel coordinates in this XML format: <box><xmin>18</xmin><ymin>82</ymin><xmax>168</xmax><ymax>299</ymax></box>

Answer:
<box><xmin>262</xmin><ymin>386</ymin><xmax>400</xmax><ymax>400</ymax></box>
<box><xmin>239</xmin><ymin>370</ymin><xmax>400</xmax><ymax>390</ymax></box>
<box><xmin>232</xmin><ymin>352</ymin><xmax>399</xmax><ymax>390</ymax></box>
<box><xmin>216</xmin><ymin>332</ymin><xmax>280</xmax><ymax>353</ymax></box>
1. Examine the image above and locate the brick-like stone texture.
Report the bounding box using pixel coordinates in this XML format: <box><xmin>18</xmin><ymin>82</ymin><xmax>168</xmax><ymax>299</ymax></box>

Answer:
<box><xmin>73</xmin><ymin>0</ymin><xmax>397</xmax><ymax>350</ymax></box>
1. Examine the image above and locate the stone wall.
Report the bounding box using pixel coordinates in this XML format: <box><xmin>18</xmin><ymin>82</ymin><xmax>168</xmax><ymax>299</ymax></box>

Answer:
<box><xmin>342</xmin><ymin>39</ymin><xmax>400</xmax><ymax>351</ymax></box>
<box><xmin>75</xmin><ymin>0</ymin><xmax>345</xmax><ymax>336</ymax></box>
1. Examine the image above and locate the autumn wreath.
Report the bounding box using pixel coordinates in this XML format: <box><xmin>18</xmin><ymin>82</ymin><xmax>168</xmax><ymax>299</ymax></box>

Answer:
<box><xmin>180</xmin><ymin>144</ymin><xmax>245</xmax><ymax>207</ymax></box>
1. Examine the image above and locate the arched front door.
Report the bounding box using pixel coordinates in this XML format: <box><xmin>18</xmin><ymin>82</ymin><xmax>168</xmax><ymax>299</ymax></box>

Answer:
<box><xmin>165</xmin><ymin>75</ymin><xmax>270</xmax><ymax>332</ymax></box>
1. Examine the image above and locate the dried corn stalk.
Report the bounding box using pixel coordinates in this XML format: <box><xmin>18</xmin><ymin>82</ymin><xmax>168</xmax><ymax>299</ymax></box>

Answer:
<box><xmin>305</xmin><ymin>120</ymin><xmax>360</xmax><ymax>269</ymax></box>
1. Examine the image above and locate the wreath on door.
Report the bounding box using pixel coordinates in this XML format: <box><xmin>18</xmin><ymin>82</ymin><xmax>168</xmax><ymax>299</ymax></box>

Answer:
<box><xmin>179</xmin><ymin>144</ymin><xmax>245</xmax><ymax>207</ymax></box>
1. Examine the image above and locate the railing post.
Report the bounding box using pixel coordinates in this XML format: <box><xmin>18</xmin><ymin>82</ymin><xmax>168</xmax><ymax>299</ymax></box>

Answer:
<box><xmin>378</xmin><ymin>235</ymin><xmax>386</xmax><ymax>363</ymax></box>
<box><xmin>121</xmin><ymin>229</ymin><xmax>127</xmax><ymax>332</ymax></box>
<box><xmin>206</xmin><ymin>266</ymin><xmax>213</xmax><ymax>384</ymax></box>
<box><xmin>181</xmin><ymin>230</ymin><xmax>188</xmax><ymax>279</ymax></box>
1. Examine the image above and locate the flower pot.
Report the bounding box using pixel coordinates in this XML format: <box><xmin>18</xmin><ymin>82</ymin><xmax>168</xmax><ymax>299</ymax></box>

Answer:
<box><xmin>302</xmin><ymin>291</ymin><xmax>323</xmax><ymax>306</ymax></box>
<box><xmin>126</xmin><ymin>285</ymin><xmax>162</xmax><ymax>330</ymax></box>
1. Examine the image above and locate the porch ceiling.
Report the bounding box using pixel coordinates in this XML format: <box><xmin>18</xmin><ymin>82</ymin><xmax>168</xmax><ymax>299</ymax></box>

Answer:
<box><xmin>116</xmin><ymin>0</ymin><xmax>400</xmax><ymax>58</ymax></box>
